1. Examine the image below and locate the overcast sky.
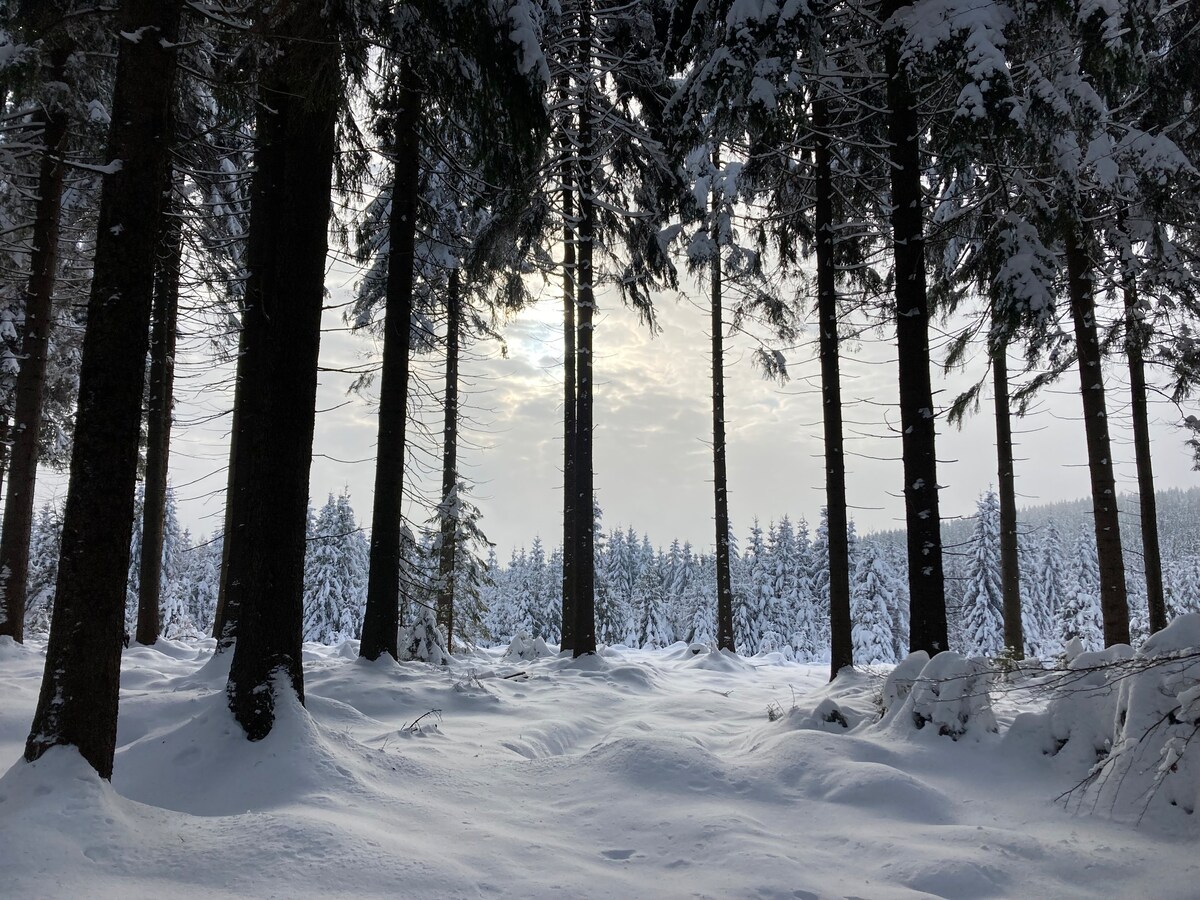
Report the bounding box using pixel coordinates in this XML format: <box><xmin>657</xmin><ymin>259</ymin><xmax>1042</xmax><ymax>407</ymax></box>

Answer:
<box><xmin>36</xmin><ymin>262</ymin><xmax>1199</xmax><ymax>557</ymax></box>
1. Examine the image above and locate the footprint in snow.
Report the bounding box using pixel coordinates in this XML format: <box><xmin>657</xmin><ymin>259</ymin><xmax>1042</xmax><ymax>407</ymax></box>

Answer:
<box><xmin>601</xmin><ymin>849</ymin><xmax>636</xmax><ymax>861</ymax></box>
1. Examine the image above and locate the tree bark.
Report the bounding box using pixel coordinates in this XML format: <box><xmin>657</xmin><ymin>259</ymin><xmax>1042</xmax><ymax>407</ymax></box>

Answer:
<box><xmin>212</xmin><ymin>327</ymin><xmax>245</xmax><ymax>646</ymax></box>
<box><xmin>135</xmin><ymin>180</ymin><xmax>182</xmax><ymax>646</ymax></box>
<box><xmin>1064</xmin><ymin>221</ymin><xmax>1130</xmax><ymax>646</ymax></box>
<box><xmin>25</xmin><ymin>0</ymin><xmax>182</xmax><ymax>778</ymax></box>
<box><xmin>360</xmin><ymin>74</ymin><xmax>420</xmax><ymax>662</ymax></box>
<box><xmin>992</xmin><ymin>341</ymin><xmax>1024</xmax><ymax>657</ymax></box>
<box><xmin>0</xmin><ymin>416</ymin><xmax>10</xmax><ymax>501</ymax></box>
<box><xmin>710</xmin><ymin>148</ymin><xmax>735</xmax><ymax>654</ymax></box>
<box><xmin>572</xmin><ymin>0</ymin><xmax>597</xmax><ymax>656</ymax></box>
<box><xmin>1123</xmin><ymin>278</ymin><xmax>1166</xmax><ymax>633</ymax></box>
<box><xmin>0</xmin><ymin>47</ymin><xmax>70</xmax><ymax>643</ymax></box>
<box><xmin>225</xmin><ymin>0</ymin><xmax>340</xmax><ymax>739</ymax></box>
<box><xmin>813</xmin><ymin>97</ymin><xmax>853</xmax><ymax>677</ymax></box>
<box><xmin>436</xmin><ymin>269</ymin><xmax>460</xmax><ymax>650</ymax></box>
<box><xmin>882</xmin><ymin>0</ymin><xmax>948</xmax><ymax>655</ymax></box>
<box><xmin>560</xmin><ymin>111</ymin><xmax>578</xmax><ymax>653</ymax></box>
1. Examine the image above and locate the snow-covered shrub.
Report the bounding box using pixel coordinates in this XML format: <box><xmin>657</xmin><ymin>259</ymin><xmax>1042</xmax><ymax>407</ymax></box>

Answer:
<box><xmin>397</xmin><ymin>607</ymin><xmax>450</xmax><ymax>665</ymax></box>
<box><xmin>883</xmin><ymin>651</ymin><xmax>996</xmax><ymax>740</ymax></box>
<box><xmin>758</xmin><ymin>630</ymin><xmax>795</xmax><ymax>660</ymax></box>
<box><xmin>1024</xmin><ymin>644</ymin><xmax>1135</xmax><ymax>769</ymax></box>
<box><xmin>503</xmin><ymin>631</ymin><xmax>554</xmax><ymax>661</ymax></box>
<box><xmin>881</xmin><ymin>651</ymin><xmax>929</xmax><ymax>715</ymax></box>
<box><xmin>1087</xmin><ymin>614</ymin><xmax>1200</xmax><ymax>819</ymax></box>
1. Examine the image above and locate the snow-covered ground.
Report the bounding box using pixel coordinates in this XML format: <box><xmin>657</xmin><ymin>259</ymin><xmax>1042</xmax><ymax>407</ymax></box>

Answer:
<box><xmin>1</xmin><ymin>637</ymin><xmax>1197</xmax><ymax>899</ymax></box>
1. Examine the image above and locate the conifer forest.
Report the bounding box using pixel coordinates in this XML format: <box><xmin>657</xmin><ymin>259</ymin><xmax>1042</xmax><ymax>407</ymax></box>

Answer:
<box><xmin>2</xmin><ymin>1</ymin><xmax>1200</xmax><ymax>897</ymax></box>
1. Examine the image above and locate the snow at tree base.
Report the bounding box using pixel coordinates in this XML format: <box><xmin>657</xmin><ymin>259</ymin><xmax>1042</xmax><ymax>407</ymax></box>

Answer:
<box><xmin>3</xmin><ymin>625</ymin><xmax>1200</xmax><ymax>898</ymax></box>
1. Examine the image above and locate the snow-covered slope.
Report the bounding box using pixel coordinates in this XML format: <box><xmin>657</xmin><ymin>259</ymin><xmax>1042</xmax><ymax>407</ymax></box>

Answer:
<box><xmin>1</xmin><ymin>637</ymin><xmax>1197</xmax><ymax>898</ymax></box>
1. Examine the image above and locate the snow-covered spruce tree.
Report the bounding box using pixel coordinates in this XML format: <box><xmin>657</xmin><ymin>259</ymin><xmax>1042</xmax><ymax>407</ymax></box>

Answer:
<box><xmin>302</xmin><ymin>492</ymin><xmax>369</xmax><ymax>644</ymax></box>
<box><xmin>178</xmin><ymin>533</ymin><xmax>221</xmax><ymax>638</ymax></box>
<box><xmin>1059</xmin><ymin>525</ymin><xmax>1105</xmax><ymax>653</ymax></box>
<box><xmin>959</xmin><ymin>491</ymin><xmax>1006</xmax><ymax>657</ymax></box>
<box><xmin>1026</xmin><ymin>521</ymin><xmax>1067</xmax><ymax>657</ymax></box>
<box><xmin>790</xmin><ymin>518</ymin><xmax>821</xmax><ymax>662</ymax></box>
<box><xmin>24</xmin><ymin>0</ymin><xmax>185</xmax><ymax>778</ymax></box>
<box><xmin>735</xmin><ymin>519</ymin><xmax>768</xmax><ymax>655</ymax></box>
<box><xmin>23</xmin><ymin>501</ymin><xmax>62</xmax><ymax>637</ymax></box>
<box><xmin>636</xmin><ymin>550</ymin><xmax>673</xmax><ymax>649</ymax></box>
<box><xmin>851</xmin><ymin>539</ymin><xmax>896</xmax><ymax>666</ymax></box>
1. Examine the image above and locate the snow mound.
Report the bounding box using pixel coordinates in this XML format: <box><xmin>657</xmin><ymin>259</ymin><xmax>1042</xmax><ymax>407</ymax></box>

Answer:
<box><xmin>0</xmin><ymin>635</ymin><xmax>35</xmax><ymax>662</ymax></box>
<box><xmin>114</xmin><ymin>680</ymin><xmax>403</xmax><ymax>816</ymax></box>
<box><xmin>682</xmin><ymin>645</ymin><xmax>755</xmax><ymax>672</ymax></box>
<box><xmin>751</xmin><ymin>729</ymin><xmax>955</xmax><ymax>824</ymax></box>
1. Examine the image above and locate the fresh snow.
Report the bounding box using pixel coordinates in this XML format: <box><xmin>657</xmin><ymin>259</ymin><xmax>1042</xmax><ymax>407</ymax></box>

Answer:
<box><xmin>2</xmin><ymin>636</ymin><xmax>1199</xmax><ymax>898</ymax></box>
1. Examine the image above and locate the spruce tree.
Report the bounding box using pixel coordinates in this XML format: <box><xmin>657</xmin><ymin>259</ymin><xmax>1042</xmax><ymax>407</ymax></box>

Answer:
<box><xmin>960</xmin><ymin>491</ymin><xmax>1006</xmax><ymax>657</ymax></box>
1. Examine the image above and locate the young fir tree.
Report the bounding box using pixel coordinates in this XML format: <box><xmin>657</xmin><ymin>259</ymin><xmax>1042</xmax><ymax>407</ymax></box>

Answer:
<box><xmin>959</xmin><ymin>491</ymin><xmax>1006</xmax><ymax>657</ymax></box>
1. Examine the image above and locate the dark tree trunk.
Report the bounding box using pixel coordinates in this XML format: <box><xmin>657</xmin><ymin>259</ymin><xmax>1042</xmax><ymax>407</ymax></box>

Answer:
<box><xmin>0</xmin><ymin>416</ymin><xmax>10</xmax><ymax>500</ymax></box>
<box><xmin>992</xmin><ymin>342</ymin><xmax>1024</xmax><ymax>657</ymax></box>
<box><xmin>24</xmin><ymin>0</ymin><xmax>182</xmax><ymax>778</ymax></box>
<box><xmin>360</xmin><ymin>76</ymin><xmax>420</xmax><ymax>662</ymax></box>
<box><xmin>436</xmin><ymin>270</ymin><xmax>460</xmax><ymax>650</ymax></box>
<box><xmin>225</xmin><ymin>1</ymin><xmax>340</xmax><ymax>739</ymax></box>
<box><xmin>814</xmin><ymin>97</ymin><xmax>853</xmax><ymax>677</ymax></box>
<box><xmin>1064</xmin><ymin>222</ymin><xmax>1130</xmax><ymax>646</ymax></box>
<box><xmin>0</xmin><ymin>47</ymin><xmax>70</xmax><ymax>643</ymax></box>
<box><xmin>212</xmin><ymin>327</ymin><xmax>245</xmax><ymax>646</ymax></box>
<box><xmin>560</xmin><ymin>130</ymin><xmax>578</xmax><ymax>654</ymax></box>
<box><xmin>1123</xmin><ymin>279</ymin><xmax>1166</xmax><ymax>633</ymax></box>
<box><xmin>572</xmin><ymin>0</ymin><xmax>597</xmax><ymax>657</ymax></box>
<box><xmin>710</xmin><ymin>150</ymin><xmax>735</xmax><ymax>654</ymax></box>
<box><xmin>882</xmin><ymin>0</ymin><xmax>948</xmax><ymax>655</ymax></box>
<box><xmin>134</xmin><ymin>182</ymin><xmax>182</xmax><ymax>646</ymax></box>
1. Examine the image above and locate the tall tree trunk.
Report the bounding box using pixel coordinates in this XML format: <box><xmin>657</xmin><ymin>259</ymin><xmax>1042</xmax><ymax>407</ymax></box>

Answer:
<box><xmin>1064</xmin><ymin>221</ymin><xmax>1130</xmax><ymax>646</ymax></box>
<box><xmin>212</xmin><ymin>327</ymin><xmax>245</xmax><ymax>646</ymax></box>
<box><xmin>436</xmin><ymin>270</ymin><xmax>460</xmax><ymax>650</ymax></box>
<box><xmin>0</xmin><ymin>416</ymin><xmax>10</xmax><ymax>501</ymax></box>
<box><xmin>1123</xmin><ymin>278</ymin><xmax>1165</xmax><ymax>633</ymax></box>
<box><xmin>992</xmin><ymin>340</ymin><xmax>1024</xmax><ymax>657</ymax></box>
<box><xmin>710</xmin><ymin>149</ymin><xmax>735</xmax><ymax>654</ymax></box>
<box><xmin>0</xmin><ymin>47</ymin><xmax>70</xmax><ymax>643</ymax></box>
<box><xmin>135</xmin><ymin>181</ymin><xmax>182</xmax><ymax>646</ymax></box>
<box><xmin>225</xmin><ymin>1</ymin><xmax>340</xmax><ymax>739</ymax></box>
<box><xmin>24</xmin><ymin>0</ymin><xmax>182</xmax><ymax>778</ymax></box>
<box><xmin>882</xmin><ymin>0</ymin><xmax>948</xmax><ymax>655</ymax></box>
<box><xmin>560</xmin><ymin>115</ymin><xmax>578</xmax><ymax>654</ymax></box>
<box><xmin>360</xmin><ymin>76</ymin><xmax>420</xmax><ymax>662</ymax></box>
<box><xmin>572</xmin><ymin>0</ymin><xmax>597</xmax><ymax>656</ymax></box>
<box><xmin>814</xmin><ymin>97</ymin><xmax>853</xmax><ymax>677</ymax></box>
